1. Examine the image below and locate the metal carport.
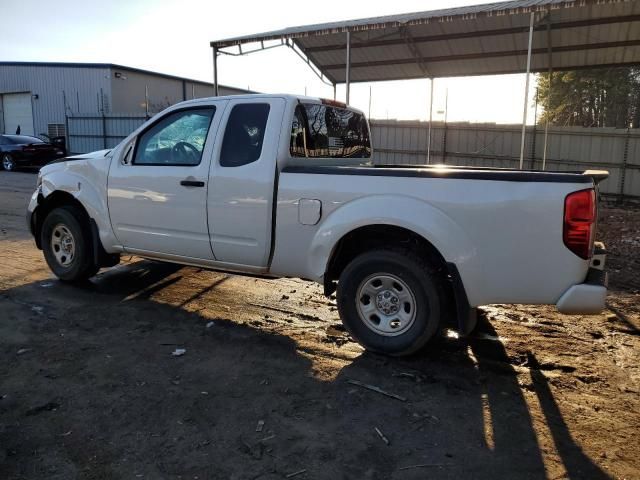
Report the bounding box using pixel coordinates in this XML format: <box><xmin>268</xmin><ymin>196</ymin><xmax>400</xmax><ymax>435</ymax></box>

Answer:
<box><xmin>210</xmin><ymin>0</ymin><xmax>640</xmax><ymax>168</ymax></box>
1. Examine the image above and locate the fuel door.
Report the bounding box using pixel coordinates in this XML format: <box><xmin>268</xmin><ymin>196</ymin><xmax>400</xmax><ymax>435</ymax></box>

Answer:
<box><xmin>298</xmin><ymin>198</ymin><xmax>322</xmax><ymax>225</ymax></box>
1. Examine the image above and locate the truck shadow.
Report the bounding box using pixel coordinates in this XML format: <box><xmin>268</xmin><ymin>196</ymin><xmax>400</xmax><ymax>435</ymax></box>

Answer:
<box><xmin>330</xmin><ymin>308</ymin><xmax>610</xmax><ymax>479</ymax></box>
<box><xmin>0</xmin><ymin>260</ymin><xmax>610</xmax><ymax>479</ymax></box>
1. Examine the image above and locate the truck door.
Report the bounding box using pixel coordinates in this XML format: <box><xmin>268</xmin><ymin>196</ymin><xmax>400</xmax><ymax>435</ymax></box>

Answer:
<box><xmin>207</xmin><ymin>97</ymin><xmax>285</xmax><ymax>268</ymax></box>
<box><xmin>108</xmin><ymin>102</ymin><xmax>226</xmax><ymax>259</ymax></box>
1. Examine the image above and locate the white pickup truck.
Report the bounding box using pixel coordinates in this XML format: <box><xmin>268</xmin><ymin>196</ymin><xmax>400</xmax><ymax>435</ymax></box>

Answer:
<box><xmin>27</xmin><ymin>94</ymin><xmax>608</xmax><ymax>355</ymax></box>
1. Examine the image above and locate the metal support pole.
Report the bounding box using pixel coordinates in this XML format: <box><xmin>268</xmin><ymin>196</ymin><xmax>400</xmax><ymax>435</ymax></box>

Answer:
<box><xmin>427</xmin><ymin>78</ymin><xmax>434</xmax><ymax>165</ymax></box>
<box><xmin>619</xmin><ymin>128</ymin><xmax>630</xmax><ymax>203</ymax></box>
<box><xmin>144</xmin><ymin>85</ymin><xmax>149</xmax><ymax>119</ymax></box>
<box><xmin>212</xmin><ymin>47</ymin><xmax>219</xmax><ymax>96</ymax></box>
<box><xmin>62</xmin><ymin>90</ymin><xmax>70</xmax><ymax>154</ymax></box>
<box><xmin>443</xmin><ymin>87</ymin><xmax>448</xmax><ymax>164</ymax></box>
<box><xmin>345</xmin><ymin>31</ymin><xmax>351</xmax><ymax>105</ymax></box>
<box><xmin>333</xmin><ymin>83</ymin><xmax>336</xmax><ymax>101</ymax></box>
<box><xmin>519</xmin><ymin>12</ymin><xmax>535</xmax><ymax>170</ymax></box>
<box><xmin>100</xmin><ymin>88</ymin><xmax>107</xmax><ymax>150</ymax></box>
<box><xmin>542</xmin><ymin>13</ymin><xmax>553</xmax><ymax>171</ymax></box>
<box><xmin>530</xmin><ymin>88</ymin><xmax>538</xmax><ymax>169</ymax></box>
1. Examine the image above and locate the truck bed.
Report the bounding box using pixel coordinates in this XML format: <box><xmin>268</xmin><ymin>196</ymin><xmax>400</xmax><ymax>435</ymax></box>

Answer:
<box><xmin>273</xmin><ymin>163</ymin><xmax>602</xmax><ymax>308</ymax></box>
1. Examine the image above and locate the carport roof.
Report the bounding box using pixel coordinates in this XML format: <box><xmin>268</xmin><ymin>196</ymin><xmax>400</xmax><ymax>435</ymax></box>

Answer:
<box><xmin>210</xmin><ymin>0</ymin><xmax>640</xmax><ymax>83</ymax></box>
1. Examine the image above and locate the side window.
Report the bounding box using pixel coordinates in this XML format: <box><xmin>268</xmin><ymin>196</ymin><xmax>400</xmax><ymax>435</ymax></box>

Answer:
<box><xmin>133</xmin><ymin>108</ymin><xmax>215</xmax><ymax>166</ymax></box>
<box><xmin>220</xmin><ymin>103</ymin><xmax>270</xmax><ymax>167</ymax></box>
<box><xmin>290</xmin><ymin>103</ymin><xmax>371</xmax><ymax>158</ymax></box>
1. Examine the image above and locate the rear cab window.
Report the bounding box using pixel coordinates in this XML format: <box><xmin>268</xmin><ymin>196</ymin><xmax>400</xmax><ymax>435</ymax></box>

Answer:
<box><xmin>290</xmin><ymin>103</ymin><xmax>371</xmax><ymax>159</ymax></box>
<box><xmin>220</xmin><ymin>103</ymin><xmax>270</xmax><ymax>167</ymax></box>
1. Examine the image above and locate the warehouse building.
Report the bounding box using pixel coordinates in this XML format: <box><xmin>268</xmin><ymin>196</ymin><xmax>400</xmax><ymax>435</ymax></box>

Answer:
<box><xmin>0</xmin><ymin>61</ymin><xmax>248</xmax><ymax>138</ymax></box>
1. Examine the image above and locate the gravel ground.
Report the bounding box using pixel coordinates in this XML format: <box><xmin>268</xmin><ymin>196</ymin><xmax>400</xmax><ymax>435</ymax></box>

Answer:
<box><xmin>0</xmin><ymin>171</ymin><xmax>638</xmax><ymax>480</ymax></box>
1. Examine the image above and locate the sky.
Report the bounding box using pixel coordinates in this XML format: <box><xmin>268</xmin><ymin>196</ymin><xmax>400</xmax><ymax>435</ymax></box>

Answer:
<box><xmin>0</xmin><ymin>0</ymin><xmax>539</xmax><ymax>124</ymax></box>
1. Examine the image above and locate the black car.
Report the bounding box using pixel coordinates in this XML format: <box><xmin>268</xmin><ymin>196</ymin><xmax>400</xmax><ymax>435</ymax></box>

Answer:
<box><xmin>0</xmin><ymin>135</ymin><xmax>66</xmax><ymax>171</ymax></box>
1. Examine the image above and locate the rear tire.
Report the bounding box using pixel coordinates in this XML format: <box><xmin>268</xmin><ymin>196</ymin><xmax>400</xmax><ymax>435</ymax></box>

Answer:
<box><xmin>2</xmin><ymin>153</ymin><xmax>16</xmax><ymax>171</ymax></box>
<box><xmin>336</xmin><ymin>248</ymin><xmax>445</xmax><ymax>356</ymax></box>
<box><xmin>41</xmin><ymin>206</ymin><xmax>98</xmax><ymax>282</ymax></box>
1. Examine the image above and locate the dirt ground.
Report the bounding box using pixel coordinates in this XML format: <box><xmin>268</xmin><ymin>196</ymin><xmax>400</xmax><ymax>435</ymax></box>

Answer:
<box><xmin>1</xmin><ymin>170</ymin><xmax>638</xmax><ymax>480</ymax></box>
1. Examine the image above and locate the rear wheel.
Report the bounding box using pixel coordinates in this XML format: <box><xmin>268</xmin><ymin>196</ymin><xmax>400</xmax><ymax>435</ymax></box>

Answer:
<box><xmin>2</xmin><ymin>153</ymin><xmax>16</xmax><ymax>171</ymax></box>
<box><xmin>337</xmin><ymin>249</ymin><xmax>444</xmax><ymax>356</ymax></box>
<box><xmin>41</xmin><ymin>206</ymin><xmax>98</xmax><ymax>281</ymax></box>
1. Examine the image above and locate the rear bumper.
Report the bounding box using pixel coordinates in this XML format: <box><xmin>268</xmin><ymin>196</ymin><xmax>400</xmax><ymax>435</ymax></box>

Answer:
<box><xmin>556</xmin><ymin>282</ymin><xmax>607</xmax><ymax>314</ymax></box>
<box><xmin>556</xmin><ymin>243</ymin><xmax>607</xmax><ymax>315</ymax></box>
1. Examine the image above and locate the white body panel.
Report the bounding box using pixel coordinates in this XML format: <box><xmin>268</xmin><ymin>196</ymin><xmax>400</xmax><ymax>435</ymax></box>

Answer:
<box><xmin>29</xmin><ymin>94</ymin><xmax>604</xmax><ymax>315</ymax></box>
<box><xmin>33</xmin><ymin>150</ymin><xmax>119</xmax><ymax>251</ymax></box>
<box><xmin>207</xmin><ymin>97</ymin><xmax>285</xmax><ymax>267</ymax></box>
<box><xmin>107</xmin><ymin>100</ymin><xmax>228</xmax><ymax>259</ymax></box>
<box><xmin>270</xmin><ymin>174</ymin><xmax>588</xmax><ymax>306</ymax></box>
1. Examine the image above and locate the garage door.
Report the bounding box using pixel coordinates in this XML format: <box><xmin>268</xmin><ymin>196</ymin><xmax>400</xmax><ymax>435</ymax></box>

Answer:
<box><xmin>3</xmin><ymin>93</ymin><xmax>34</xmax><ymax>136</ymax></box>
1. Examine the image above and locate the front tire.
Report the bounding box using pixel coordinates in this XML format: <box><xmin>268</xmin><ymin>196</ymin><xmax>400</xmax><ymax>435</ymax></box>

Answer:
<box><xmin>41</xmin><ymin>206</ymin><xmax>98</xmax><ymax>282</ymax></box>
<box><xmin>337</xmin><ymin>249</ymin><xmax>445</xmax><ymax>356</ymax></box>
<box><xmin>2</xmin><ymin>153</ymin><xmax>16</xmax><ymax>171</ymax></box>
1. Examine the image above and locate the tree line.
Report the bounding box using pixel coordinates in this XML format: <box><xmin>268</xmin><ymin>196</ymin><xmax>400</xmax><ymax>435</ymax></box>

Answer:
<box><xmin>537</xmin><ymin>67</ymin><xmax>640</xmax><ymax>128</ymax></box>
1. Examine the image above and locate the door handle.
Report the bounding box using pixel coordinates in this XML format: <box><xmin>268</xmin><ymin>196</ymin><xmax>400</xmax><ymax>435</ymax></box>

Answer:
<box><xmin>180</xmin><ymin>179</ymin><xmax>205</xmax><ymax>187</ymax></box>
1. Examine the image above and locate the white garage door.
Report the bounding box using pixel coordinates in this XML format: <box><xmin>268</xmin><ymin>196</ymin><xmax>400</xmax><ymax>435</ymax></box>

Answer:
<box><xmin>3</xmin><ymin>93</ymin><xmax>34</xmax><ymax>136</ymax></box>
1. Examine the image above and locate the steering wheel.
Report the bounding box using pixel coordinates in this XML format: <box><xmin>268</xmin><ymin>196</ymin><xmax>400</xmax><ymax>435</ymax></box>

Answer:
<box><xmin>171</xmin><ymin>141</ymin><xmax>200</xmax><ymax>164</ymax></box>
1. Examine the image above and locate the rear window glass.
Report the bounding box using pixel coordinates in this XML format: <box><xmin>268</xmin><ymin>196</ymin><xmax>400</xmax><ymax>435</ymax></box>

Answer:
<box><xmin>290</xmin><ymin>104</ymin><xmax>371</xmax><ymax>158</ymax></box>
<box><xmin>220</xmin><ymin>103</ymin><xmax>270</xmax><ymax>167</ymax></box>
<box><xmin>5</xmin><ymin>135</ymin><xmax>44</xmax><ymax>144</ymax></box>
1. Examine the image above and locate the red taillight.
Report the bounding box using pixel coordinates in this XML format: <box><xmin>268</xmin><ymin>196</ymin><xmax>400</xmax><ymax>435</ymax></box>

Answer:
<box><xmin>563</xmin><ymin>189</ymin><xmax>596</xmax><ymax>259</ymax></box>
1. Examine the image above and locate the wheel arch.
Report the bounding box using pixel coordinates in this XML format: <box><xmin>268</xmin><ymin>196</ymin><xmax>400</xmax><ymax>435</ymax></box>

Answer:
<box><xmin>38</xmin><ymin>166</ymin><xmax>118</xmax><ymax>254</ymax></box>
<box><xmin>33</xmin><ymin>189</ymin><xmax>119</xmax><ymax>269</ymax></box>
<box><xmin>309</xmin><ymin>195</ymin><xmax>479</xmax><ymax>284</ymax></box>
<box><xmin>325</xmin><ymin>224</ymin><xmax>447</xmax><ymax>288</ymax></box>
<box><xmin>33</xmin><ymin>190</ymin><xmax>88</xmax><ymax>249</ymax></box>
<box><xmin>309</xmin><ymin>195</ymin><xmax>482</xmax><ymax>333</ymax></box>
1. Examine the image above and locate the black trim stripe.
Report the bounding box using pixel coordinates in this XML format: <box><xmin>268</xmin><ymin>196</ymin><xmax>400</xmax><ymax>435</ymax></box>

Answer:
<box><xmin>281</xmin><ymin>165</ymin><xmax>595</xmax><ymax>183</ymax></box>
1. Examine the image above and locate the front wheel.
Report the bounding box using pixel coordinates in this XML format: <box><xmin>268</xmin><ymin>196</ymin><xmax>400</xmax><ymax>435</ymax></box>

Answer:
<box><xmin>2</xmin><ymin>153</ymin><xmax>16</xmax><ymax>171</ymax></box>
<box><xmin>41</xmin><ymin>206</ymin><xmax>98</xmax><ymax>282</ymax></box>
<box><xmin>336</xmin><ymin>249</ymin><xmax>445</xmax><ymax>356</ymax></box>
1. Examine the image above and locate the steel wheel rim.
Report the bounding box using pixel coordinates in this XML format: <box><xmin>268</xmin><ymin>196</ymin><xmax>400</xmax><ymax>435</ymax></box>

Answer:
<box><xmin>356</xmin><ymin>273</ymin><xmax>417</xmax><ymax>336</ymax></box>
<box><xmin>50</xmin><ymin>223</ymin><xmax>76</xmax><ymax>267</ymax></box>
<box><xmin>3</xmin><ymin>155</ymin><xmax>13</xmax><ymax>170</ymax></box>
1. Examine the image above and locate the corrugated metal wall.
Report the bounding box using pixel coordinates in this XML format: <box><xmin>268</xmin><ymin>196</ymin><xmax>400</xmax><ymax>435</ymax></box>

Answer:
<box><xmin>0</xmin><ymin>64</ymin><xmax>249</xmax><ymax>140</ymax></box>
<box><xmin>0</xmin><ymin>65</ymin><xmax>111</xmax><ymax>137</ymax></box>
<box><xmin>370</xmin><ymin>120</ymin><xmax>640</xmax><ymax>197</ymax></box>
<box><xmin>67</xmin><ymin>114</ymin><xmax>147</xmax><ymax>154</ymax></box>
<box><xmin>110</xmin><ymin>67</ymin><xmax>248</xmax><ymax>115</ymax></box>
<box><xmin>64</xmin><ymin>114</ymin><xmax>640</xmax><ymax>198</ymax></box>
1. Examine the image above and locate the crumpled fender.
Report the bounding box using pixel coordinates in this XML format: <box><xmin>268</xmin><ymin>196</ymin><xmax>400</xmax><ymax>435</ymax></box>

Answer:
<box><xmin>38</xmin><ymin>157</ymin><xmax>119</xmax><ymax>253</ymax></box>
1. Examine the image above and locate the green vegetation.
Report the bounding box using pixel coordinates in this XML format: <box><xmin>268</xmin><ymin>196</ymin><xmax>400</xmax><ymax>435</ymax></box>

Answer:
<box><xmin>537</xmin><ymin>68</ymin><xmax>640</xmax><ymax>128</ymax></box>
